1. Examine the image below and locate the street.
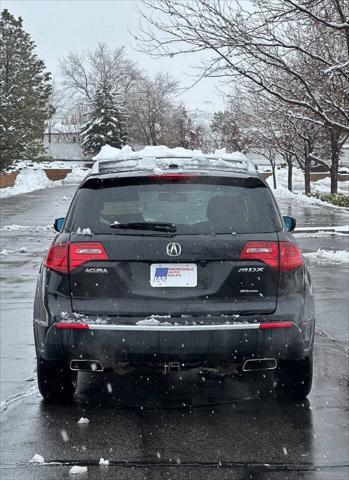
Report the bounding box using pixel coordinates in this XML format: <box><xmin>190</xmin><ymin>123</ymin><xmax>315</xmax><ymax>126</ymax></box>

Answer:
<box><xmin>0</xmin><ymin>185</ymin><xmax>348</xmax><ymax>480</ymax></box>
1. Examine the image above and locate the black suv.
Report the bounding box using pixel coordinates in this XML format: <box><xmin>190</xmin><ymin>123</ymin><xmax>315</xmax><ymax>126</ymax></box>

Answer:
<box><xmin>33</xmin><ymin>153</ymin><xmax>315</xmax><ymax>401</ymax></box>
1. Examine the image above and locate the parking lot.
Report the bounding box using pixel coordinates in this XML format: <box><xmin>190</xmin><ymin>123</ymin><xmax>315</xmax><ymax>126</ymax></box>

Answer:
<box><xmin>0</xmin><ymin>186</ymin><xmax>348</xmax><ymax>479</ymax></box>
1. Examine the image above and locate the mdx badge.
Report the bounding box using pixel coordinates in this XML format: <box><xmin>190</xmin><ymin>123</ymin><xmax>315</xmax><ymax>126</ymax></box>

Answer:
<box><xmin>166</xmin><ymin>242</ymin><xmax>181</xmax><ymax>256</ymax></box>
<box><xmin>238</xmin><ymin>267</ymin><xmax>264</xmax><ymax>272</ymax></box>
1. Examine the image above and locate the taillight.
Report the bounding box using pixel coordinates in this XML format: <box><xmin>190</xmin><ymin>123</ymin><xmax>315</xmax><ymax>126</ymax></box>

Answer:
<box><xmin>45</xmin><ymin>242</ymin><xmax>108</xmax><ymax>273</ymax></box>
<box><xmin>279</xmin><ymin>242</ymin><xmax>304</xmax><ymax>271</ymax></box>
<box><xmin>240</xmin><ymin>241</ymin><xmax>303</xmax><ymax>271</ymax></box>
<box><xmin>240</xmin><ymin>241</ymin><xmax>279</xmax><ymax>269</ymax></box>
<box><xmin>45</xmin><ymin>243</ymin><xmax>69</xmax><ymax>273</ymax></box>
<box><xmin>69</xmin><ymin>243</ymin><xmax>108</xmax><ymax>270</ymax></box>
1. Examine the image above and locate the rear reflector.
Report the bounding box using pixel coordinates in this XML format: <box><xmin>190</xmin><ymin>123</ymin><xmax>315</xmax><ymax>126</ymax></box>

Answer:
<box><xmin>55</xmin><ymin>322</ymin><xmax>89</xmax><ymax>330</ymax></box>
<box><xmin>259</xmin><ymin>322</ymin><xmax>292</xmax><ymax>329</ymax></box>
<box><xmin>45</xmin><ymin>242</ymin><xmax>109</xmax><ymax>273</ymax></box>
<box><xmin>240</xmin><ymin>241</ymin><xmax>303</xmax><ymax>271</ymax></box>
<box><xmin>54</xmin><ymin>322</ymin><xmax>292</xmax><ymax>331</ymax></box>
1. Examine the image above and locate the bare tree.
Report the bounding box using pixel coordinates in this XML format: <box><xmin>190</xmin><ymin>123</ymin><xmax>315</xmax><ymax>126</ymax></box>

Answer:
<box><xmin>60</xmin><ymin>43</ymin><xmax>141</xmax><ymax>103</ymax></box>
<box><xmin>137</xmin><ymin>0</ymin><xmax>349</xmax><ymax>135</ymax></box>
<box><xmin>137</xmin><ymin>0</ymin><xmax>349</xmax><ymax>192</ymax></box>
<box><xmin>128</xmin><ymin>72</ymin><xmax>179</xmax><ymax>145</ymax></box>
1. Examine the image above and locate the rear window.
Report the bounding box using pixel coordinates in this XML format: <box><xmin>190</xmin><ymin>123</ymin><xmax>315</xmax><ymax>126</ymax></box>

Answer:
<box><xmin>66</xmin><ymin>176</ymin><xmax>282</xmax><ymax>235</ymax></box>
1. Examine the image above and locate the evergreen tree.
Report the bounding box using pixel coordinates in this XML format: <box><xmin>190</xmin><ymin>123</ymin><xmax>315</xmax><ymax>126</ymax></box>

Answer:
<box><xmin>81</xmin><ymin>80</ymin><xmax>127</xmax><ymax>156</ymax></box>
<box><xmin>0</xmin><ymin>9</ymin><xmax>52</xmax><ymax>170</ymax></box>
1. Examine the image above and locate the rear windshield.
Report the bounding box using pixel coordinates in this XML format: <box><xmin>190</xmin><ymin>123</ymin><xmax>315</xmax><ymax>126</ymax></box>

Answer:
<box><xmin>66</xmin><ymin>176</ymin><xmax>282</xmax><ymax>235</ymax></box>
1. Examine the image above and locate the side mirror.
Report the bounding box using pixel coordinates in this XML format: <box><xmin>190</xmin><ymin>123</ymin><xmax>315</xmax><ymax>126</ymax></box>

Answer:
<box><xmin>283</xmin><ymin>215</ymin><xmax>296</xmax><ymax>232</ymax></box>
<box><xmin>54</xmin><ymin>217</ymin><xmax>65</xmax><ymax>232</ymax></box>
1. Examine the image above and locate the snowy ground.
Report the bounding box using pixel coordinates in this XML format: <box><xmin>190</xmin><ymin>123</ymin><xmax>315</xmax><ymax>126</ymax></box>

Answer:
<box><xmin>0</xmin><ymin>161</ymin><xmax>88</xmax><ymax>199</ymax></box>
<box><xmin>0</xmin><ymin>181</ymin><xmax>348</xmax><ymax>480</ymax></box>
<box><xmin>266</xmin><ymin>167</ymin><xmax>349</xmax><ymax>207</ymax></box>
<box><xmin>303</xmin><ymin>249</ymin><xmax>349</xmax><ymax>265</ymax></box>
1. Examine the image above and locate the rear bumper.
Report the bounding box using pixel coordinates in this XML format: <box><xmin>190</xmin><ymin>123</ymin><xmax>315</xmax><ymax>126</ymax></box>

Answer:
<box><xmin>40</xmin><ymin>318</ymin><xmax>314</xmax><ymax>369</ymax></box>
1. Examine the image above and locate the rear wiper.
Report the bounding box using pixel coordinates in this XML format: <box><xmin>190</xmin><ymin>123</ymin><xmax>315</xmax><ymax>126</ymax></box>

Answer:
<box><xmin>110</xmin><ymin>222</ymin><xmax>177</xmax><ymax>233</ymax></box>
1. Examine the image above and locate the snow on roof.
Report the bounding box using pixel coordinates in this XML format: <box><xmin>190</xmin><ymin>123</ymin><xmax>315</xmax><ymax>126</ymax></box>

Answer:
<box><xmin>91</xmin><ymin>144</ymin><xmax>255</xmax><ymax>175</ymax></box>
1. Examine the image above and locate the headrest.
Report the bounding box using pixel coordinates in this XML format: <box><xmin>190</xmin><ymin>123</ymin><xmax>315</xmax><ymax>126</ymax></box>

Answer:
<box><xmin>206</xmin><ymin>194</ymin><xmax>248</xmax><ymax>231</ymax></box>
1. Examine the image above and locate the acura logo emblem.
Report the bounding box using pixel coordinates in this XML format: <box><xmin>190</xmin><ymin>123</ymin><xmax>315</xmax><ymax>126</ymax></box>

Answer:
<box><xmin>166</xmin><ymin>242</ymin><xmax>181</xmax><ymax>256</ymax></box>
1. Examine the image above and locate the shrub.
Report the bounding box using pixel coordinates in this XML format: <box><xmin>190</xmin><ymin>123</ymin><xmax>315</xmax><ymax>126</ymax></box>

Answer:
<box><xmin>310</xmin><ymin>192</ymin><xmax>349</xmax><ymax>207</ymax></box>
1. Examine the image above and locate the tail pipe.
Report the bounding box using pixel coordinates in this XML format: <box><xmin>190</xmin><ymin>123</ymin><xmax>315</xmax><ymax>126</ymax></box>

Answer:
<box><xmin>70</xmin><ymin>359</ymin><xmax>104</xmax><ymax>372</ymax></box>
<box><xmin>242</xmin><ymin>358</ymin><xmax>277</xmax><ymax>372</ymax></box>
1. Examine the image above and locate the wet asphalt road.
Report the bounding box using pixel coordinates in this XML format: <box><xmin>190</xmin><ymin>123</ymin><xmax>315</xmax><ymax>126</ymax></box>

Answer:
<box><xmin>0</xmin><ymin>185</ymin><xmax>348</xmax><ymax>480</ymax></box>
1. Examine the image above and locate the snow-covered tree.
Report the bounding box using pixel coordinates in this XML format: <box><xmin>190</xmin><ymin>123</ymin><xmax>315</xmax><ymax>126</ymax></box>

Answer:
<box><xmin>138</xmin><ymin>0</ymin><xmax>349</xmax><ymax>192</ymax></box>
<box><xmin>0</xmin><ymin>9</ymin><xmax>52</xmax><ymax>170</ymax></box>
<box><xmin>80</xmin><ymin>80</ymin><xmax>127</xmax><ymax>156</ymax></box>
<box><xmin>128</xmin><ymin>72</ymin><xmax>178</xmax><ymax>146</ymax></box>
<box><xmin>210</xmin><ymin>110</ymin><xmax>251</xmax><ymax>153</ymax></box>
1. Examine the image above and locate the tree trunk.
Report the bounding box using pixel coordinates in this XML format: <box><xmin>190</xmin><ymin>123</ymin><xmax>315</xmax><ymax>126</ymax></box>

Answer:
<box><xmin>287</xmin><ymin>158</ymin><xmax>293</xmax><ymax>191</ymax></box>
<box><xmin>304</xmin><ymin>160</ymin><xmax>311</xmax><ymax>195</ymax></box>
<box><xmin>330</xmin><ymin>129</ymin><xmax>340</xmax><ymax>194</ymax></box>
<box><xmin>270</xmin><ymin>156</ymin><xmax>277</xmax><ymax>189</ymax></box>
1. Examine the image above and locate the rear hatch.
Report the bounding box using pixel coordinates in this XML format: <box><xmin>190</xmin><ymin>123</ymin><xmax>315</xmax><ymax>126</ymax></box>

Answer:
<box><xmin>66</xmin><ymin>174</ymin><xmax>282</xmax><ymax>317</ymax></box>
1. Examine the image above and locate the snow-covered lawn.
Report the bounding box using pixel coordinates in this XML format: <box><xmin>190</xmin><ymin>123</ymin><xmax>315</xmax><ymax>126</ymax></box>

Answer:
<box><xmin>266</xmin><ymin>177</ymin><xmax>348</xmax><ymax>209</ymax></box>
<box><xmin>263</xmin><ymin>166</ymin><xmax>349</xmax><ymax>195</ymax></box>
<box><xmin>0</xmin><ymin>162</ymin><xmax>88</xmax><ymax>199</ymax></box>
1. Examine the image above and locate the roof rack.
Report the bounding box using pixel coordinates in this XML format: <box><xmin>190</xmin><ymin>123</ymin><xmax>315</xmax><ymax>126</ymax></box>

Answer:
<box><xmin>92</xmin><ymin>152</ymin><xmax>257</xmax><ymax>176</ymax></box>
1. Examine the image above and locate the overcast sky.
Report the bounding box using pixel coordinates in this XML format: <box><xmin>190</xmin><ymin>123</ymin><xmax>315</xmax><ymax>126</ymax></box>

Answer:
<box><xmin>2</xmin><ymin>0</ymin><xmax>225</xmax><ymax>110</ymax></box>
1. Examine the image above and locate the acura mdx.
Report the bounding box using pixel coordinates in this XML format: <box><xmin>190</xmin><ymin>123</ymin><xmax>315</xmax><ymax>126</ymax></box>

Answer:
<box><xmin>33</xmin><ymin>153</ymin><xmax>315</xmax><ymax>402</ymax></box>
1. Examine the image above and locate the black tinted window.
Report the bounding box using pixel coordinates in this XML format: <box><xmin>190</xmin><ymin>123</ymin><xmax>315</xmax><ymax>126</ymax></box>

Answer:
<box><xmin>67</xmin><ymin>176</ymin><xmax>281</xmax><ymax>234</ymax></box>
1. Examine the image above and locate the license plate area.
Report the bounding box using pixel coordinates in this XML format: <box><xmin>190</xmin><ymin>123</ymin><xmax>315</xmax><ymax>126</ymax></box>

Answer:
<box><xmin>150</xmin><ymin>263</ymin><xmax>197</xmax><ymax>287</ymax></box>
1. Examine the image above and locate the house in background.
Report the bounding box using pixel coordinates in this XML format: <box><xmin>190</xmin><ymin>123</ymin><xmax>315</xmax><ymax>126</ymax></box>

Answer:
<box><xmin>44</xmin><ymin>102</ymin><xmax>91</xmax><ymax>160</ymax></box>
<box><xmin>44</xmin><ymin>120</ymin><xmax>89</xmax><ymax>160</ymax></box>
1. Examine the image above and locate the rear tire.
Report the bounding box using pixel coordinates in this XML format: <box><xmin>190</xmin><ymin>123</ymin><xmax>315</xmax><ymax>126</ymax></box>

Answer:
<box><xmin>275</xmin><ymin>356</ymin><xmax>313</xmax><ymax>399</ymax></box>
<box><xmin>37</xmin><ymin>358</ymin><xmax>76</xmax><ymax>402</ymax></box>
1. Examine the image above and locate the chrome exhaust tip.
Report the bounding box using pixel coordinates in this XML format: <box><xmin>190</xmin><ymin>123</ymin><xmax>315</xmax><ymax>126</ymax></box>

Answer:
<box><xmin>242</xmin><ymin>358</ymin><xmax>277</xmax><ymax>372</ymax></box>
<box><xmin>70</xmin><ymin>359</ymin><xmax>103</xmax><ymax>372</ymax></box>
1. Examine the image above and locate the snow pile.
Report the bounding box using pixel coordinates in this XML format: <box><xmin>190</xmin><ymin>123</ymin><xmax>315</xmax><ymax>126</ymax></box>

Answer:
<box><xmin>304</xmin><ymin>249</ymin><xmax>349</xmax><ymax>265</ymax></box>
<box><xmin>63</xmin><ymin>168</ymin><xmax>88</xmax><ymax>184</ymax></box>
<box><xmin>92</xmin><ymin>144</ymin><xmax>251</xmax><ymax>173</ymax></box>
<box><xmin>0</xmin><ymin>224</ymin><xmax>27</xmax><ymax>231</ymax></box>
<box><xmin>267</xmin><ymin>167</ymin><xmax>349</xmax><ymax>197</ymax></box>
<box><xmin>136</xmin><ymin>318</ymin><xmax>162</xmax><ymax>326</ymax></box>
<box><xmin>29</xmin><ymin>453</ymin><xmax>45</xmax><ymax>464</ymax></box>
<box><xmin>312</xmin><ymin>176</ymin><xmax>349</xmax><ymax>195</ymax></box>
<box><xmin>295</xmin><ymin>225</ymin><xmax>349</xmax><ymax>235</ymax></box>
<box><xmin>77</xmin><ymin>417</ymin><xmax>90</xmax><ymax>425</ymax></box>
<box><xmin>93</xmin><ymin>144</ymin><xmax>204</xmax><ymax>161</ymax></box>
<box><xmin>270</xmin><ymin>167</ymin><xmax>305</xmax><ymax>191</ymax></box>
<box><xmin>0</xmin><ymin>163</ymin><xmax>89</xmax><ymax>199</ymax></box>
<box><xmin>267</xmin><ymin>179</ymin><xmax>348</xmax><ymax>208</ymax></box>
<box><xmin>76</xmin><ymin>227</ymin><xmax>92</xmax><ymax>236</ymax></box>
<box><xmin>69</xmin><ymin>466</ymin><xmax>88</xmax><ymax>475</ymax></box>
<box><xmin>0</xmin><ymin>249</ymin><xmax>15</xmax><ymax>256</ymax></box>
<box><xmin>0</xmin><ymin>168</ymin><xmax>54</xmax><ymax>199</ymax></box>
